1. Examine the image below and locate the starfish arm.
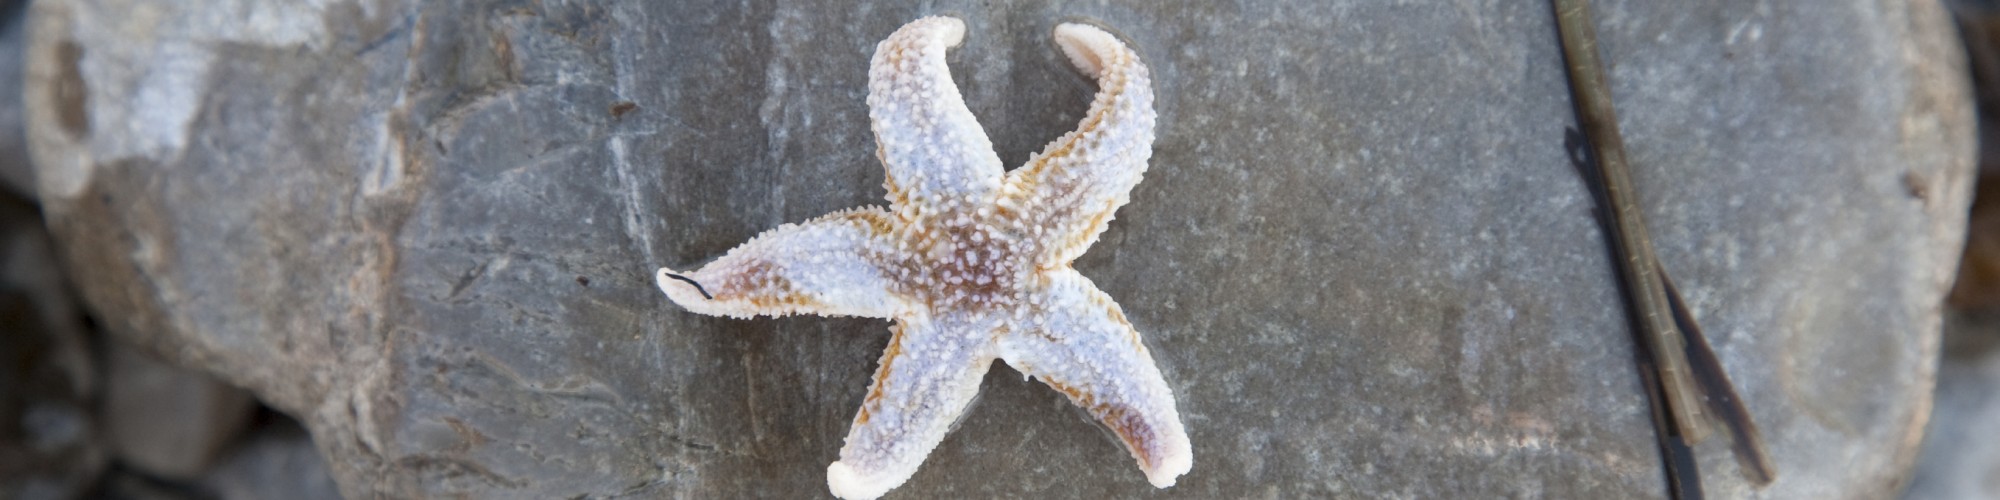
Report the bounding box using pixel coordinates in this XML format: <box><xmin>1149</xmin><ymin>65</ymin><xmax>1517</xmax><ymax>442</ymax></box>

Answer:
<box><xmin>656</xmin><ymin>208</ymin><xmax>910</xmax><ymax>319</ymax></box>
<box><xmin>828</xmin><ymin>315</ymin><xmax>997</xmax><ymax>500</ymax></box>
<box><xmin>998</xmin><ymin>269</ymin><xmax>1191</xmax><ymax>488</ymax></box>
<box><xmin>868</xmin><ymin>16</ymin><xmax>1005</xmax><ymax>212</ymax></box>
<box><xmin>1001</xmin><ymin>23</ymin><xmax>1156</xmax><ymax>264</ymax></box>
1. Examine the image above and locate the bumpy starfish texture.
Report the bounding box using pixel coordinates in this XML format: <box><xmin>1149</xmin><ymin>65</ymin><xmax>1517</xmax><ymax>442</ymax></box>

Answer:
<box><xmin>656</xmin><ymin>17</ymin><xmax>1189</xmax><ymax>500</ymax></box>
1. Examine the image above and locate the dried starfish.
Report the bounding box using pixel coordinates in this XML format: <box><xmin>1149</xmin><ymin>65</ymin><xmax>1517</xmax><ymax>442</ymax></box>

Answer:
<box><xmin>655</xmin><ymin>16</ymin><xmax>1190</xmax><ymax>500</ymax></box>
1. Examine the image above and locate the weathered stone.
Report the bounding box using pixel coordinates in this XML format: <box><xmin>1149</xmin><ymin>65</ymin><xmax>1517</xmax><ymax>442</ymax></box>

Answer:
<box><xmin>21</xmin><ymin>0</ymin><xmax>1972</xmax><ymax>498</ymax></box>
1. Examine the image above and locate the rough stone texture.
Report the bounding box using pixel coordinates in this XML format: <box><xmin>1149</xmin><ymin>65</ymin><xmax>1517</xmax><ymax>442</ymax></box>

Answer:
<box><xmin>1905</xmin><ymin>312</ymin><xmax>2000</xmax><ymax>500</ymax></box>
<box><xmin>19</xmin><ymin>0</ymin><xmax>1972</xmax><ymax>498</ymax></box>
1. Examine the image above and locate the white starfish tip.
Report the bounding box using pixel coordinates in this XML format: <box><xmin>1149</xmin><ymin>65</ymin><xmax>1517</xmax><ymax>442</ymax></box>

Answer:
<box><xmin>918</xmin><ymin>15</ymin><xmax>967</xmax><ymax>48</ymax></box>
<box><xmin>1052</xmin><ymin>22</ymin><xmax>1123</xmax><ymax>76</ymax></box>
<box><xmin>1142</xmin><ymin>447</ymin><xmax>1193</xmax><ymax>489</ymax></box>
<box><xmin>827</xmin><ymin>461</ymin><xmax>893</xmax><ymax>500</ymax></box>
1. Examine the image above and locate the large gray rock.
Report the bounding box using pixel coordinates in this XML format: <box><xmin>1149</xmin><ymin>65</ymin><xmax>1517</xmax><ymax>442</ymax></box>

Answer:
<box><xmin>21</xmin><ymin>0</ymin><xmax>1972</xmax><ymax>497</ymax></box>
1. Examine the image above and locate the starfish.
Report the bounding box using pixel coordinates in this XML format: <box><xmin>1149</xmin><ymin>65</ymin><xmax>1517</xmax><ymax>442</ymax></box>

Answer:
<box><xmin>655</xmin><ymin>16</ymin><xmax>1190</xmax><ymax>499</ymax></box>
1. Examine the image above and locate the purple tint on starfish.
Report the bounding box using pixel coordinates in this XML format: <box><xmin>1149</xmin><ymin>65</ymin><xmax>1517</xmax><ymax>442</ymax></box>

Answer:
<box><xmin>656</xmin><ymin>16</ymin><xmax>1189</xmax><ymax>500</ymax></box>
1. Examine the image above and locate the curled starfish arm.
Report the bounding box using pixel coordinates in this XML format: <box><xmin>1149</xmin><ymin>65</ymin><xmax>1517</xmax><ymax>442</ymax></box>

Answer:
<box><xmin>828</xmin><ymin>315</ymin><xmax>997</xmax><ymax>500</ymax></box>
<box><xmin>868</xmin><ymin>16</ymin><xmax>1005</xmax><ymax>211</ymax></box>
<box><xmin>999</xmin><ymin>270</ymin><xmax>1191</xmax><ymax>488</ymax></box>
<box><xmin>1003</xmin><ymin>23</ymin><xmax>1156</xmax><ymax>264</ymax></box>
<box><xmin>656</xmin><ymin>208</ymin><xmax>909</xmax><ymax>319</ymax></box>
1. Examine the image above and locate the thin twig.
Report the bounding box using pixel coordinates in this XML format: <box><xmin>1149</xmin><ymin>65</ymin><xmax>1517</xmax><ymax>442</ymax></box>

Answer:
<box><xmin>1550</xmin><ymin>0</ymin><xmax>1777</xmax><ymax>494</ymax></box>
<box><xmin>1551</xmin><ymin>0</ymin><xmax>1709</xmax><ymax>443</ymax></box>
<box><xmin>1565</xmin><ymin>129</ymin><xmax>1705</xmax><ymax>500</ymax></box>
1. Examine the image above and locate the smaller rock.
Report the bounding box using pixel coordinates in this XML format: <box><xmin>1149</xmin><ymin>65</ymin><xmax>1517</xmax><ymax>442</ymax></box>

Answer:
<box><xmin>200</xmin><ymin>414</ymin><xmax>342</xmax><ymax>500</ymax></box>
<box><xmin>1946</xmin><ymin>2</ymin><xmax>2000</xmax><ymax>310</ymax></box>
<box><xmin>93</xmin><ymin>469</ymin><xmax>203</xmax><ymax>500</ymax></box>
<box><xmin>1948</xmin><ymin>177</ymin><xmax>2000</xmax><ymax>309</ymax></box>
<box><xmin>1903</xmin><ymin>312</ymin><xmax>2000</xmax><ymax>499</ymax></box>
<box><xmin>101</xmin><ymin>343</ymin><xmax>254</xmax><ymax>480</ymax></box>
<box><xmin>0</xmin><ymin>193</ymin><xmax>102</xmax><ymax>500</ymax></box>
<box><xmin>0</xmin><ymin>3</ymin><xmax>31</xmax><ymax>199</ymax></box>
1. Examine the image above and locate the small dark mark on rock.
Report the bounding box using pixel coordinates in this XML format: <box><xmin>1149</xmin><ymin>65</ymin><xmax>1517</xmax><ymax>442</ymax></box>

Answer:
<box><xmin>576</xmin><ymin>275</ymin><xmax>591</xmax><ymax>287</ymax></box>
<box><xmin>1904</xmin><ymin>171</ymin><xmax>1929</xmax><ymax>201</ymax></box>
<box><xmin>610</xmin><ymin>101</ymin><xmax>638</xmax><ymax>119</ymax></box>
<box><xmin>54</xmin><ymin>40</ymin><xmax>91</xmax><ymax>139</ymax></box>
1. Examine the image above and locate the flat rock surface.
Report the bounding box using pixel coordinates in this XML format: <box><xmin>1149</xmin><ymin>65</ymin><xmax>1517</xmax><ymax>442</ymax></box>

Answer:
<box><xmin>22</xmin><ymin>0</ymin><xmax>1972</xmax><ymax>498</ymax></box>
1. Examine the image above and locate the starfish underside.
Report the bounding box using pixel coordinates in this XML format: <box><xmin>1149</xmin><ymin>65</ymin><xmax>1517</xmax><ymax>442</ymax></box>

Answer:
<box><xmin>656</xmin><ymin>16</ymin><xmax>1190</xmax><ymax>500</ymax></box>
